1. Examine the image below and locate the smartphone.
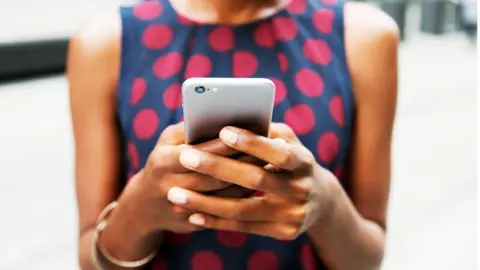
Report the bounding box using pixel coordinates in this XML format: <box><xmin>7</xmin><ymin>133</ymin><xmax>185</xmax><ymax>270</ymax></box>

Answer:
<box><xmin>182</xmin><ymin>78</ymin><xmax>275</xmax><ymax>145</ymax></box>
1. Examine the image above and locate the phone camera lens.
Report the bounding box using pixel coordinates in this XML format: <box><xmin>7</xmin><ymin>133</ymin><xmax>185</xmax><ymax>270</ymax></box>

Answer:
<box><xmin>194</xmin><ymin>86</ymin><xmax>206</xmax><ymax>94</ymax></box>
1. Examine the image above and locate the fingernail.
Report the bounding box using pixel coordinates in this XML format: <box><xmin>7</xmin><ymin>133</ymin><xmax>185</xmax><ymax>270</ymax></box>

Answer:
<box><xmin>167</xmin><ymin>187</ymin><xmax>189</xmax><ymax>204</ymax></box>
<box><xmin>189</xmin><ymin>214</ymin><xmax>205</xmax><ymax>226</ymax></box>
<box><xmin>220</xmin><ymin>128</ymin><xmax>238</xmax><ymax>145</ymax></box>
<box><xmin>180</xmin><ymin>149</ymin><xmax>200</xmax><ymax>168</ymax></box>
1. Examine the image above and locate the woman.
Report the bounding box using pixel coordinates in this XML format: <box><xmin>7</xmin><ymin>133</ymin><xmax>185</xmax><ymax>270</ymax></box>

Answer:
<box><xmin>68</xmin><ymin>0</ymin><xmax>398</xmax><ymax>269</ymax></box>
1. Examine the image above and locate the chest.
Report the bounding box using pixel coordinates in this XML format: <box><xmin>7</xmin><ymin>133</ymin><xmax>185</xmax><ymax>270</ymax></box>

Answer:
<box><xmin>117</xmin><ymin>28</ymin><xmax>353</xmax><ymax>181</ymax></box>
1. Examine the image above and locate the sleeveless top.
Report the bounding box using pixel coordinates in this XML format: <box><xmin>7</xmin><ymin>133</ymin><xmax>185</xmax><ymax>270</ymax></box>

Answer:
<box><xmin>117</xmin><ymin>0</ymin><xmax>354</xmax><ymax>269</ymax></box>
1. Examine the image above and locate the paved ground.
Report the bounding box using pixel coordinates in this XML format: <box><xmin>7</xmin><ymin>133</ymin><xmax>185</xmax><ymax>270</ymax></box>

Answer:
<box><xmin>0</xmin><ymin>12</ymin><xmax>477</xmax><ymax>270</ymax></box>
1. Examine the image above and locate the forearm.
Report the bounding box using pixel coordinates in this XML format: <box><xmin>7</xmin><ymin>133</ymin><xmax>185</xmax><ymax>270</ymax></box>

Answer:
<box><xmin>78</xmin><ymin>202</ymin><xmax>163</xmax><ymax>270</ymax></box>
<box><xmin>307</xmin><ymin>179</ymin><xmax>386</xmax><ymax>270</ymax></box>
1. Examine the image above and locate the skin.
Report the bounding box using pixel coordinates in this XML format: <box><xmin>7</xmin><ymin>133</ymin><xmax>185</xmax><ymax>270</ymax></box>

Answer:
<box><xmin>68</xmin><ymin>0</ymin><xmax>399</xmax><ymax>269</ymax></box>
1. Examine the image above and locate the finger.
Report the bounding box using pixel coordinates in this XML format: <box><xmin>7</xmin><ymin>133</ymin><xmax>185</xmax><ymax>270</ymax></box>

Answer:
<box><xmin>179</xmin><ymin>149</ymin><xmax>309</xmax><ymax>199</ymax></box>
<box><xmin>268</xmin><ymin>123</ymin><xmax>299</xmax><ymax>143</ymax></box>
<box><xmin>175</xmin><ymin>173</ymin><xmax>231</xmax><ymax>192</ymax></box>
<box><xmin>149</xmin><ymin>141</ymin><xmax>240</xmax><ymax>173</ymax></box>
<box><xmin>167</xmin><ymin>187</ymin><xmax>306</xmax><ymax>222</ymax></box>
<box><xmin>219</xmin><ymin>127</ymin><xmax>315</xmax><ymax>171</ymax></box>
<box><xmin>158</xmin><ymin>122</ymin><xmax>185</xmax><ymax>146</ymax></box>
<box><xmin>188</xmin><ymin>213</ymin><xmax>302</xmax><ymax>241</ymax></box>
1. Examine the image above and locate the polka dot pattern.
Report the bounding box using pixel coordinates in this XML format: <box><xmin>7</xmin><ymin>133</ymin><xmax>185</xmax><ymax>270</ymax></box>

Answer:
<box><xmin>300</xmin><ymin>244</ymin><xmax>317</xmax><ymax>270</ymax></box>
<box><xmin>248</xmin><ymin>250</ymin><xmax>279</xmax><ymax>270</ymax></box>
<box><xmin>133</xmin><ymin>1</ymin><xmax>163</xmax><ymax>20</ymax></box>
<box><xmin>284</xmin><ymin>104</ymin><xmax>316</xmax><ymax>135</ymax></box>
<box><xmin>313</xmin><ymin>9</ymin><xmax>335</xmax><ymax>34</ymax></box>
<box><xmin>270</xmin><ymin>77</ymin><xmax>287</xmax><ymax>105</ymax></box>
<box><xmin>209</xmin><ymin>27</ymin><xmax>234</xmax><ymax>52</ymax></box>
<box><xmin>329</xmin><ymin>96</ymin><xmax>345</xmax><ymax>126</ymax></box>
<box><xmin>164</xmin><ymin>232</ymin><xmax>192</xmax><ymax>245</ymax></box>
<box><xmin>217</xmin><ymin>231</ymin><xmax>248</xmax><ymax>247</ymax></box>
<box><xmin>303</xmin><ymin>38</ymin><xmax>332</xmax><ymax>65</ymax></box>
<box><xmin>287</xmin><ymin>0</ymin><xmax>307</xmax><ymax>14</ymax></box>
<box><xmin>191</xmin><ymin>251</ymin><xmax>223</xmax><ymax>270</ymax></box>
<box><xmin>153</xmin><ymin>52</ymin><xmax>183</xmax><ymax>79</ymax></box>
<box><xmin>120</xmin><ymin>0</ymin><xmax>353</xmax><ymax>268</ymax></box>
<box><xmin>143</xmin><ymin>24</ymin><xmax>173</xmax><ymax>49</ymax></box>
<box><xmin>277</xmin><ymin>53</ymin><xmax>288</xmax><ymax>72</ymax></box>
<box><xmin>317</xmin><ymin>132</ymin><xmax>340</xmax><ymax>164</ymax></box>
<box><xmin>272</xmin><ymin>17</ymin><xmax>298</xmax><ymax>41</ymax></box>
<box><xmin>163</xmin><ymin>83</ymin><xmax>182</xmax><ymax>109</ymax></box>
<box><xmin>254</xmin><ymin>22</ymin><xmax>275</xmax><ymax>48</ymax></box>
<box><xmin>130</xmin><ymin>77</ymin><xmax>146</xmax><ymax>105</ymax></box>
<box><xmin>133</xmin><ymin>108</ymin><xmax>159</xmax><ymax>140</ymax></box>
<box><xmin>295</xmin><ymin>68</ymin><xmax>325</xmax><ymax>97</ymax></box>
<box><xmin>127</xmin><ymin>142</ymin><xmax>139</xmax><ymax>169</ymax></box>
<box><xmin>233</xmin><ymin>51</ymin><xmax>258</xmax><ymax>77</ymax></box>
<box><xmin>185</xmin><ymin>54</ymin><xmax>212</xmax><ymax>78</ymax></box>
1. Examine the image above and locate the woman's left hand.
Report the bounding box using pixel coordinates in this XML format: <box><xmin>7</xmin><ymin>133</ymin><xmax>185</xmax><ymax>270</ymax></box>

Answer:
<box><xmin>166</xmin><ymin>123</ymin><xmax>338</xmax><ymax>240</ymax></box>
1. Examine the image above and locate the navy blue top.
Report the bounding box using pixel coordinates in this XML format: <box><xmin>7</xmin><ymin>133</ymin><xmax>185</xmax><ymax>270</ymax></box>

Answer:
<box><xmin>117</xmin><ymin>0</ymin><xmax>354</xmax><ymax>269</ymax></box>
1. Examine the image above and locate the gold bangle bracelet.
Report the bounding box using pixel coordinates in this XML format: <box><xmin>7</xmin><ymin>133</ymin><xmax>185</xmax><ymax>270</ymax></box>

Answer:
<box><xmin>90</xmin><ymin>201</ymin><xmax>158</xmax><ymax>268</ymax></box>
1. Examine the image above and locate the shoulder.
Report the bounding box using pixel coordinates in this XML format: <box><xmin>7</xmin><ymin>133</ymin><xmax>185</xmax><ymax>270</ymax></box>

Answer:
<box><xmin>67</xmin><ymin>10</ymin><xmax>122</xmax><ymax>92</ymax></box>
<box><xmin>343</xmin><ymin>2</ymin><xmax>400</xmax><ymax>102</ymax></box>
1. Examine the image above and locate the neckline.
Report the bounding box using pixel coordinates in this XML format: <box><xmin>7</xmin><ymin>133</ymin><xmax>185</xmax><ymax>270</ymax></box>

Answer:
<box><xmin>165</xmin><ymin>0</ymin><xmax>293</xmax><ymax>28</ymax></box>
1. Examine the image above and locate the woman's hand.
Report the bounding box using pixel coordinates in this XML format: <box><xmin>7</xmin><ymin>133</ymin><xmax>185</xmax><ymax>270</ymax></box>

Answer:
<box><xmin>112</xmin><ymin>122</ymin><xmax>242</xmax><ymax>236</ymax></box>
<box><xmin>166</xmin><ymin>123</ymin><xmax>339</xmax><ymax>240</ymax></box>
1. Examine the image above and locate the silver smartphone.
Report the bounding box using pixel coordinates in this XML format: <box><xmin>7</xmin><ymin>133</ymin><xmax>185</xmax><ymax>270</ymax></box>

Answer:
<box><xmin>182</xmin><ymin>78</ymin><xmax>275</xmax><ymax>144</ymax></box>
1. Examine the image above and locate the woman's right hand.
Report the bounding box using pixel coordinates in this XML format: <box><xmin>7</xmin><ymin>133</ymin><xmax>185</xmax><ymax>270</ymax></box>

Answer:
<box><xmin>114</xmin><ymin>122</ymin><xmax>238</xmax><ymax>236</ymax></box>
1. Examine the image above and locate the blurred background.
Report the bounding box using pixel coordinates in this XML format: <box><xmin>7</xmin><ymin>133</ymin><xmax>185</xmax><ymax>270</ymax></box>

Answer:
<box><xmin>0</xmin><ymin>0</ymin><xmax>477</xmax><ymax>269</ymax></box>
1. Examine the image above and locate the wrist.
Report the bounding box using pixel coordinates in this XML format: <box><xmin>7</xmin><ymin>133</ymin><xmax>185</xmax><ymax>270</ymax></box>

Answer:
<box><xmin>308</xmin><ymin>168</ymin><xmax>342</xmax><ymax>236</ymax></box>
<box><xmin>99</xmin><ymin>200</ymin><xmax>162</xmax><ymax>262</ymax></box>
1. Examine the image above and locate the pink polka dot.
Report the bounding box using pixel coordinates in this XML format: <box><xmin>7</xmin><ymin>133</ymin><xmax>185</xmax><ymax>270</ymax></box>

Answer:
<box><xmin>329</xmin><ymin>96</ymin><xmax>345</xmax><ymax>126</ymax></box>
<box><xmin>277</xmin><ymin>53</ymin><xmax>288</xmax><ymax>72</ymax></box>
<box><xmin>163</xmin><ymin>83</ymin><xmax>182</xmax><ymax>109</ymax></box>
<box><xmin>334</xmin><ymin>164</ymin><xmax>343</xmax><ymax>179</ymax></box>
<box><xmin>178</xmin><ymin>14</ymin><xmax>195</xmax><ymax>25</ymax></box>
<box><xmin>127</xmin><ymin>142</ymin><xmax>140</xmax><ymax>169</ymax></box>
<box><xmin>251</xmin><ymin>191</ymin><xmax>265</xmax><ymax>197</ymax></box>
<box><xmin>253</xmin><ymin>22</ymin><xmax>275</xmax><ymax>48</ymax></box>
<box><xmin>300</xmin><ymin>244</ymin><xmax>317</xmax><ymax>270</ymax></box>
<box><xmin>152</xmin><ymin>256</ymin><xmax>167</xmax><ymax>270</ymax></box>
<box><xmin>191</xmin><ymin>251</ymin><xmax>223</xmax><ymax>270</ymax></box>
<box><xmin>232</xmin><ymin>51</ymin><xmax>258</xmax><ymax>77</ymax></box>
<box><xmin>164</xmin><ymin>231</ymin><xmax>192</xmax><ymax>244</ymax></box>
<box><xmin>313</xmin><ymin>9</ymin><xmax>335</xmax><ymax>34</ymax></box>
<box><xmin>208</xmin><ymin>27</ymin><xmax>234</xmax><ymax>52</ymax></box>
<box><xmin>133</xmin><ymin>109</ymin><xmax>159</xmax><ymax>140</ymax></box>
<box><xmin>185</xmin><ymin>54</ymin><xmax>212</xmax><ymax>79</ymax></box>
<box><xmin>133</xmin><ymin>1</ymin><xmax>163</xmax><ymax>20</ymax></box>
<box><xmin>217</xmin><ymin>231</ymin><xmax>248</xmax><ymax>248</ymax></box>
<box><xmin>295</xmin><ymin>68</ymin><xmax>324</xmax><ymax>97</ymax></box>
<box><xmin>284</xmin><ymin>104</ymin><xmax>316</xmax><ymax>135</ymax></box>
<box><xmin>272</xmin><ymin>17</ymin><xmax>298</xmax><ymax>41</ymax></box>
<box><xmin>287</xmin><ymin>0</ymin><xmax>307</xmax><ymax>14</ymax></box>
<box><xmin>153</xmin><ymin>52</ymin><xmax>183</xmax><ymax>79</ymax></box>
<box><xmin>130</xmin><ymin>77</ymin><xmax>146</xmax><ymax>105</ymax></box>
<box><xmin>270</xmin><ymin>78</ymin><xmax>287</xmax><ymax>105</ymax></box>
<box><xmin>321</xmin><ymin>0</ymin><xmax>337</xmax><ymax>5</ymax></box>
<box><xmin>143</xmin><ymin>24</ymin><xmax>173</xmax><ymax>49</ymax></box>
<box><xmin>303</xmin><ymin>38</ymin><xmax>332</xmax><ymax>65</ymax></box>
<box><xmin>248</xmin><ymin>250</ymin><xmax>279</xmax><ymax>270</ymax></box>
<box><xmin>317</xmin><ymin>132</ymin><xmax>340</xmax><ymax>164</ymax></box>
<box><xmin>179</xmin><ymin>115</ymin><xmax>184</xmax><ymax>122</ymax></box>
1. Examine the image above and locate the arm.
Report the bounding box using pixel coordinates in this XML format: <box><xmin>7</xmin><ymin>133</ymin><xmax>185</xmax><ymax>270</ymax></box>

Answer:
<box><xmin>307</xmin><ymin>3</ymin><xmax>399</xmax><ymax>269</ymax></box>
<box><xmin>68</xmin><ymin>12</ymin><xmax>160</xmax><ymax>269</ymax></box>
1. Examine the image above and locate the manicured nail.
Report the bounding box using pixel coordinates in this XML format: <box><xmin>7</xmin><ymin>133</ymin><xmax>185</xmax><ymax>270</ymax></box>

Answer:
<box><xmin>179</xmin><ymin>149</ymin><xmax>200</xmax><ymax>168</ymax></box>
<box><xmin>167</xmin><ymin>187</ymin><xmax>189</xmax><ymax>204</ymax></box>
<box><xmin>273</xmin><ymin>138</ymin><xmax>287</xmax><ymax>145</ymax></box>
<box><xmin>220</xmin><ymin>128</ymin><xmax>238</xmax><ymax>145</ymax></box>
<box><xmin>189</xmin><ymin>214</ymin><xmax>205</xmax><ymax>226</ymax></box>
